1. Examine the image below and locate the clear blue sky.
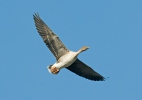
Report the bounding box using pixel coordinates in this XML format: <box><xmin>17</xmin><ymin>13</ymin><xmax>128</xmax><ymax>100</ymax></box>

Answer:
<box><xmin>0</xmin><ymin>0</ymin><xmax>142</xmax><ymax>100</ymax></box>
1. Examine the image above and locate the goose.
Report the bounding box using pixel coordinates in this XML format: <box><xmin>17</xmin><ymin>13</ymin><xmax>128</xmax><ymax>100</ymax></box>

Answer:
<box><xmin>33</xmin><ymin>13</ymin><xmax>105</xmax><ymax>81</ymax></box>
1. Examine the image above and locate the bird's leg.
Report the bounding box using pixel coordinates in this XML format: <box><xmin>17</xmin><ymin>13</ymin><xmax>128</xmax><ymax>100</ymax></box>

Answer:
<box><xmin>51</xmin><ymin>66</ymin><xmax>59</xmax><ymax>74</ymax></box>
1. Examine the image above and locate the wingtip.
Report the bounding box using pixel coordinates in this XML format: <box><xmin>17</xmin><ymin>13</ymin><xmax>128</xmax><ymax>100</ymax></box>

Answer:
<box><xmin>33</xmin><ymin>12</ymin><xmax>40</xmax><ymax>18</ymax></box>
<box><xmin>100</xmin><ymin>77</ymin><xmax>109</xmax><ymax>81</ymax></box>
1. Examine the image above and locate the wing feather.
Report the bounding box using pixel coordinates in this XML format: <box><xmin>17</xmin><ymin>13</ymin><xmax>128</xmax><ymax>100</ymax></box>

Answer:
<box><xmin>33</xmin><ymin>13</ymin><xmax>69</xmax><ymax>60</ymax></box>
<box><xmin>66</xmin><ymin>59</ymin><xmax>105</xmax><ymax>81</ymax></box>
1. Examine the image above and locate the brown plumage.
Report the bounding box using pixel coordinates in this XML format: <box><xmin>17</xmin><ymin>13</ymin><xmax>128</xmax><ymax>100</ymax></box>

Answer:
<box><xmin>33</xmin><ymin>13</ymin><xmax>105</xmax><ymax>81</ymax></box>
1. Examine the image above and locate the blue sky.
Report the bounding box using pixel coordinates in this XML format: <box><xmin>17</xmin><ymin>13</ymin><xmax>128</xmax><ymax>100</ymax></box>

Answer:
<box><xmin>0</xmin><ymin>0</ymin><xmax>142</xmax><ymax>100</ymax></box>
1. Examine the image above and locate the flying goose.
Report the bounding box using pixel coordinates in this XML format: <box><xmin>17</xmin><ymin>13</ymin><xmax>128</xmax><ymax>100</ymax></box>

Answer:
<box><xmin>33</xmin><ymin>13</ymin><xmax>105</xmax><ymax>81</ymax></box>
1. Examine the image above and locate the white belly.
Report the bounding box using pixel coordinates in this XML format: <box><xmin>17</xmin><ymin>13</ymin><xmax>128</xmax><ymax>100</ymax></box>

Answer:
<box><xmin>54</xmin><ymin>51</ymin><xmax>77</xmax><ymax>69</ymax></box>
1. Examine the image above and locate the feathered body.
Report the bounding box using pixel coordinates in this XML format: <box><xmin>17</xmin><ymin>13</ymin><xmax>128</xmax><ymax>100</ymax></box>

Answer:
<box><xmin>33</xmin><ymin>13</ymin><xmax>105</xmax><ymax>81</ymax></box>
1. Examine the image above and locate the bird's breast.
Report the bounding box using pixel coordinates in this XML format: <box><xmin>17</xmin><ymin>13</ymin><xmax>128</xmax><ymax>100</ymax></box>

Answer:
<box><xmin>55</xmin><ymin>51</ymin><xmax>77</xmax><ymax>69</ymax></box>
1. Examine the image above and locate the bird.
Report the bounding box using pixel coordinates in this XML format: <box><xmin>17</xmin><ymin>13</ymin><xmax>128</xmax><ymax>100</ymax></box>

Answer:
<box><xmin>33</xmin><ymin>13</ymin><xmax>105</xmax><ymax>81</ymax></box>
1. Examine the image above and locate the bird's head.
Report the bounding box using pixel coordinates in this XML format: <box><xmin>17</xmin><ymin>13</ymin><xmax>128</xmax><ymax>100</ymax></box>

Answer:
<box><xmin>47</xmin><ymin>65</ymin><xmax>60</xmax><ymax>75</ymax></box>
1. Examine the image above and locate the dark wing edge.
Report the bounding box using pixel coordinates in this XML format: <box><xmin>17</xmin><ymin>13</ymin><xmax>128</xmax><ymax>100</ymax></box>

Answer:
<box><xmin>66</xmin><ymin>59</ymin><xmax>105</xmax><ymax>81</ymax></box>
<box><xmin>33</xmin><ymin>13</ymin><xmax>69</xmax><ymax>60</ymax></box>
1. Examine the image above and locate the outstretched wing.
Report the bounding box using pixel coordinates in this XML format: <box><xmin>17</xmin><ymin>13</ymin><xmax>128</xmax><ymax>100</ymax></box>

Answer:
<box><xmin>66</xmin><ymin>59</ymin><xmax>105</xmax><ymax>81</ymax></box>
<box><xmin>33</xmin><ymin>13</ymin><xmax>69</xmax><ymax>60</ymax></box>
